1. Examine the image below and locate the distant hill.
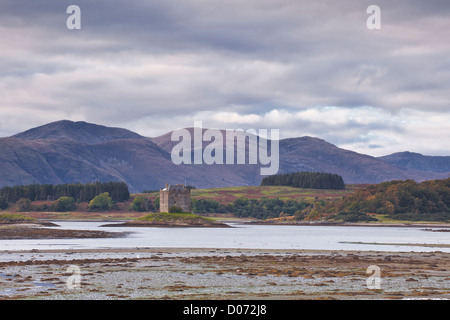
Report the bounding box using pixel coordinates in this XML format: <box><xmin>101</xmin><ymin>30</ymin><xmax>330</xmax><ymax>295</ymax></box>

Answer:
<box><xmin>275</xmin><ymin>137</ymin><xmax>446</xmax><ymax>185</ymax></box>
<box><xmin>0</xmin><ymin>120</ymin><xmax>449</xmax><ymax>192</ymax></box>
<box><xmin>378</xmin><ymin>151</ymin><xmax>450</xmax><ymax>173</ymax></box>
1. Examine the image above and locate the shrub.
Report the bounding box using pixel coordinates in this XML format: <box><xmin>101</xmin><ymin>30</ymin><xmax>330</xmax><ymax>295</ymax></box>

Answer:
<box><xmin>192</xmin><ymin>199</ymin><xmax>229</xmax><ymax>213</ymax></box>
<box><xmin>16</xmin><ymin>198</ymin><xmax>32</xmax><ymax>212</ymax></box>
<box><xmin>0</xmin><ymin>213</ymin><xmax>35</xmax><ymax>222</ymax></box>
<box><xmin>88</xmin><ymin>192</ymin><xmax>113</xmax><ymax>211</ymax></box>
<box><xmin>130</xmin><ymin>195</ymin><xmax>154</xmax><ymax>212</ymax></box>
<box><xmin>293</xmin><ymin>210</ymin><xmax>306</xmax><ymax>220</ymax></box>
<box><xmin>154</xmin><ymin>197</ymin><xmax>160</xmax><ymax>210</ymax></box>
<box><xmin>169</xmin><ymin>206</ymin><xmax>184</xmax><ymax>213</ymax></box>
<box><xmin>35</xmin><ymin>204</ymin><xmax>50</xmax><ymax>212</ymax></box>
<box><xmin>50</xmin><ymin>197</ymin><xmax>76</xmax><ymax>212</ymax></box>
<box><xmin>330</xmin><ymin>211</ymin><xmax>377</xmax><ymax>223</ymax></box>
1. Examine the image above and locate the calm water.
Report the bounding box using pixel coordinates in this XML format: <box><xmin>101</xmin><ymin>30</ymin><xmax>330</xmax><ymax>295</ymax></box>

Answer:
<box><xmin>0</xmin><ymin>221</ymin><xmax>449</xmax><ymax>252</ymax></box>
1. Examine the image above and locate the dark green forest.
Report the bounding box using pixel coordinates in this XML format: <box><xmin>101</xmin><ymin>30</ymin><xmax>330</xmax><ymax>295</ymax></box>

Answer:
<box><xmin>261</xmin><ymin>171</ymin><xmax>345</xmax><ymax>190</ymax></box>
<box><xmin>0</xmin><ymin>181</ymin><xmax>130</xmax><ymax>203</ymax></box>
<box><xmin>192</xmin><ymin>197</ymin><xmax>310</xmax><ymax>219</ymax></box>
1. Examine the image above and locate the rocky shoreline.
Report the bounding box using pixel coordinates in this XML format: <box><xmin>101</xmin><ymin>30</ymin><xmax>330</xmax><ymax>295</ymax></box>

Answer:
<box><xmin>246</xmin><ymin>220</ymin><xmax>450</xmax><ymax>228</ymax></box>
<box><xmin>0</xmin><ymin>248</ymin><xmax>449</xmax><ymax>300</ymax></box>
<box><xmin>0</xmin><ymin>223</ymin><xmax>128</xmax><ymax>240</ymax></box>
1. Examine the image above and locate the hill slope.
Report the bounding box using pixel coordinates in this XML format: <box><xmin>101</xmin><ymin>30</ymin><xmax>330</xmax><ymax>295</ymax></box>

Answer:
<box><xmin>378</xmin><ymin>152</ymin><xmax>450</xmax><ymax>173</ymax></box>
<box><xmin>278</xmin><ymin>137</ymin><xmax>450</xmax><ymax>183</ymax></box>
<box><xmin>0</xmin><ymin>120</ymin><xmax>449</xmax><ymax>192</ymax></box>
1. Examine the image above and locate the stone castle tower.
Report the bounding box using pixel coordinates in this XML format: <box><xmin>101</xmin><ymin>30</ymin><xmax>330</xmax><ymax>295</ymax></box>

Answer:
<box><xmin>159</xmin><ymin>184</ymin><xmax>191</xmax><ymax>213</ymax></box>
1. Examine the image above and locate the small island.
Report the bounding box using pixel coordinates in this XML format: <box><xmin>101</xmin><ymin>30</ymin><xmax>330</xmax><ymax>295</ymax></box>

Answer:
<box><xmin>101</xmin><ymin>183</ymin><xmax>231</xmax><ymax>228</ymax></box>
<box><xmin>101</xmin><ymin>212</ymin><xmax>231</xmax><ymax>228</ymax></box>
<box><xmin>100</xmin><ymin>183</ymin><xmax>230</xmax><ymax>228</ymax></box>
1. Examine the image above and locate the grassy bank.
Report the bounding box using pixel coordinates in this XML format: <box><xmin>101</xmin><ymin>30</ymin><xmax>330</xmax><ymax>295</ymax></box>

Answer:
<box><xmin>190</xmin><ymin>185</ymin><xmax>359</xmax><ymax>204</ymax></box>
<box><xmin>137</xmin><ymin>212</ymin><xmax>214</xmax><ymax>222</ymax></box>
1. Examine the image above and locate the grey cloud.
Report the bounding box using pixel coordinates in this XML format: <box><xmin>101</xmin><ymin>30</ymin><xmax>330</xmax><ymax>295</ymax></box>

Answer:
<box><xmin>1</xmin><ymin>0</ymin><xmax>449</xmax><ymax>156</ymax></box>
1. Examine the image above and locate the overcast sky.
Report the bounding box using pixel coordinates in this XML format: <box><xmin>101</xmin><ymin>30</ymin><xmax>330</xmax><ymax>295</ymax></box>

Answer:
<box><xmin>1</xmin><ymin>0</ymin><xmax>449</xmax><ymax>156</ymax></box>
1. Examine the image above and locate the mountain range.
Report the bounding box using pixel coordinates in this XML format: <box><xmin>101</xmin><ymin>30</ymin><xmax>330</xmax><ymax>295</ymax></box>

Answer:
<box><xmin>0</xmin><ymin>120</ymin><xmax>449</xmax><ymax>193</ymax></box>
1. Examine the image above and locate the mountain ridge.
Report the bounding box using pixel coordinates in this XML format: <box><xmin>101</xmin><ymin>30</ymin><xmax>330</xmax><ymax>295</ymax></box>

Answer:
<box><xmin>378</xmin><ymin>151</ymin><xmax>450</xmax><ymax>173</ymax></box>
<box><xmin>1</xmin><ymin>120</ymin><xmax>448</xmax><ymax>192</ymax></box>
<box><xmin>13</xmin><ymin>120</ymin><xmax>145</xmax><ymax>145</ymax></box>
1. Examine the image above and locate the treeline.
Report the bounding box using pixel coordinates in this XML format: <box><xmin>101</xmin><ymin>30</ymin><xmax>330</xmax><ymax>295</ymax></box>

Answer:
<box><xmin>321</xmin><ymin>178</ymin><xmax>450</xmax><ymax>222</ymax></box>
<box><xmin>192</xmin><ymin>197</ymin><xmax>310</xmax><ymax>220</ymax></box>
<box><xmin>142</xmin><ymin>185</ymin><xmax>197</xmax><ymax>194</ymax></box>
<box><xmin>0</xmin><ymin>181</ymin><xmax>130</xmax><ymax>203</ymax></box>
<box><xmin>126</xmin><ymin>196</ymin><xmax>311</xmax><ymax>220</ymax></box>
<box><xmin>261</xmin><ymin>171</ymin><xmax>345</xmax><ymax>190</ymax></box>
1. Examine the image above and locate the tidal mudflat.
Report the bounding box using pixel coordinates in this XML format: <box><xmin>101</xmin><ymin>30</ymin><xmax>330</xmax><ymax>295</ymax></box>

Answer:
<box><xmin>1</xmin><ymin>248</ymin><xmax>449</xmax><ymax>300</ymax></box>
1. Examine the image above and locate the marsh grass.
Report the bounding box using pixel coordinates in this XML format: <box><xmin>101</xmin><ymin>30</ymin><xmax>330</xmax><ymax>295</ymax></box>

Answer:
<box><xmin>137</xmin><ymin>212</ymin><xmax>215</xmax><ymax>222</ymax></box>
<box><xmin>0</xmin><ymin>213</ymin><xmax>36</xmax><ymax>222</ymax></box>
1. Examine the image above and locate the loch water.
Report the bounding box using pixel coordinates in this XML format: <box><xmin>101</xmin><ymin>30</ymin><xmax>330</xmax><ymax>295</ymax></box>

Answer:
<box><xmin>0</xmin><ymin>221</ymin><xmax>449</xmax><ymax>253</ymax></box>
